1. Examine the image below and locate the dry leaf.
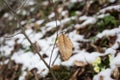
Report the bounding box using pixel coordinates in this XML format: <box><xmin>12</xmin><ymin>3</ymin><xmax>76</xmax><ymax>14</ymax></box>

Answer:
<box><xmin>112</xmin><ymin>67</ymin><xmax>120</xmax><ymax>79</ymax></box>
<box><xmin>51</xmin><ymin>65</ymin><xmax>61</xmax><ymax>71</ymax></box>
<box><xmin>34</xmin><ymin>23</ymin><xmax>40</xmax><ymax>31</ymax></box>
<box><xmin>32</xmin><ymin>41</ymin><xmax>41</xmax><ymax>53</ymax></box>
<box><xmin>74</xmin><ymin>60</ymin><xmax>87</xmax><ymax>67</ymax></box>
<box><xmin>57</xmin><ymin>34</ymin><xmax>73</xmax><ymax>61</ymax></box>
<box><xmin>99</xmin><ymin>75</ymin><xmax>104</xmax><ymax>80</ymax></box>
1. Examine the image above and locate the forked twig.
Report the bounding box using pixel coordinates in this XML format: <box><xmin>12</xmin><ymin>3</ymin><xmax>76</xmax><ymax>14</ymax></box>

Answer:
<box><xmin>49</xmin><ymin>0</ymin><xmax>66</xmax><ymax>66</ymax></box>
<box><xmin>48</xmin><ymin>0</ymin><xmax>59</xmax><ymax>66</ymax></box>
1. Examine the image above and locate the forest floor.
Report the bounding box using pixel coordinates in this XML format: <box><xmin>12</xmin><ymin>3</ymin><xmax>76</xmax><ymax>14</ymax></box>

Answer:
<box><xmin>0</xmin><ymin>0</ymin><xmax>120</xmax><ymax>80</ymax></box>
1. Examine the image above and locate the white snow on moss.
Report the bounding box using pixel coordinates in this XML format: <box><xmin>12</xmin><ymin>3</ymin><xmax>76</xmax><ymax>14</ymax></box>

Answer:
<box><xmin>96</xmin><ymin>26</ymin><xmax>120</xmax><ymax>38</ymax></box>
<box><xmin>75</xmin><ymin>16</ymin><xmax>97</xmax><ymax>28</ymax></box>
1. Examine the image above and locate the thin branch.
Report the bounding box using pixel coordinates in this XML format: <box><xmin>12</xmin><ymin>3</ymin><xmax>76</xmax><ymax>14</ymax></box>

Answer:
<box><xmin>17</xmin><ymin>0</ymin><xmax>29</xmax><ymax>10</ymax></box>
<box><xmin>4</xmin><ymin>31</ymin><xmax>21</xmax><ymax>39</ymax></box>
<box><xmin>49</xmin><ymin>1</ymin><xmax>59</xmax><ymax>66</ymax></box>
<box><xmin>2</xmin><ymin>0</ymin><xmax>57</xmax><ymax>80</ymax></box>
<box><xmin>3</xmin><ymin>0</ymin><xmax>16</xmax><ymax>14</ymax></box>
<box><xmin>49</xmin><ymin>0</ymin><xmax>66</xmax><ymax>66</ymax></box>
<box><xmin>52</xmin><ymin>53</ymin><xmax>59</xmax><ymax>65</ymax></box>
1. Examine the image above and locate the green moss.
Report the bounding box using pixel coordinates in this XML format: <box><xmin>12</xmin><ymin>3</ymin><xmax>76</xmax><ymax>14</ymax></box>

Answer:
<box><xmin>87</xmin><ymin>15</ymin><xmax>118</xmax><ymax>39</ymax></box>
<box><xmin>96</xmin><ymin>15</ymin><xmax>118</xmax><ymax>32</ymax></box>
<box><xmin>99</xmin><ymin>37</ymin><xmax>109</xmax><ymax>47</ymax></box>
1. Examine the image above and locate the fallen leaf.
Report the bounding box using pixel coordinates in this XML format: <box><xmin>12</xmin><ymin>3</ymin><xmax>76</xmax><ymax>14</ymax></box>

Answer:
<box><xmin>74</xmin><ymin>60</ymin><xmax>87</xmax><ymax>67</ymax></box>
<box><xmin>51</xmin><ymin>65</ymin><xmax>61</xmax><ymax>71</ymax></box>
<box><xmin>111</xmin><ymin>67</ymin><xmax>120</xmax><ymax>79</ymax></box>
<box><xmin>32</xmin><ymin>41</ymin><xmax>41</xmax><ymax>53</ymax></box>
<box><xmin>57</xmin><ymin>34</ymin><xmax>73</xmax><ymax>61</ymax></box>
<box><xmin>99</xmin><ymin>75</ymin><xmax>104</xmax><ymax>80</ymax></box>
<box><xmin>34</xmin><ymin>23</ymin><xmax>40</xmax><ymax>31</ymax></box>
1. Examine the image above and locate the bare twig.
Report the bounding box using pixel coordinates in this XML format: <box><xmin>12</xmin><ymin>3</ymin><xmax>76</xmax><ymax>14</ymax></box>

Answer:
<box><xmin>52</xmin><ymin>53</ymin><xmax>59</xmax><ymax>65</ymax></box>
<box><xmin>49</xmin><ymin>0</ymin><xmax>60</xmax><ymax>66</ymax></box>
<box><xmin>4</xmin><ymin>31</ymin><xmax>21</xmax><ymax>39</ymax></box>
<box><xmin>17</xmin><ymin>0</ymin><xmax>29</xmax><ymax>10</ymax></box>
<box><xmin>49</xmin><ymin>0</ymin><xmax>66</xmax><ymax>66</ymax></box>
<box><xmin>2</xmin><ymin>0</ymin><xmax>57</xmax><ymax>80</ymax></box>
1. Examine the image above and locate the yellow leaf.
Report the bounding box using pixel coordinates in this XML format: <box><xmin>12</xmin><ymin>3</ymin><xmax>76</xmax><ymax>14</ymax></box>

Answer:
<box><xmin>34</xmin><ymin>23</ymin><xmax>39</xmax><ymax>31</ymax></box>
<box><xmin>57</xmin><ymin>34</ymin><xmax>73</xmax><ymax>61</ymax></box>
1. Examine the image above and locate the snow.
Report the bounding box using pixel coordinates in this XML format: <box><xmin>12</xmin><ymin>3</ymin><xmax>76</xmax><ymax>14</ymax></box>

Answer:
<box><xmin>0</xmin><ymin>45</ymin><xmax>13</xmax><ymax>56</ymax></box>
<box><xmin>11</xmin><ymin>51</ymin><xmax>49</xmax><ymax>77</ymax></box>
<box><xmin>22</xmin><ymin>10</ymin><xmax>27</xmax><ymax>16</ymax></box>
<box><xmin>69</xmin><ymin>30</ymin><xmax>84</xmax><ymax>41</ymax></box>
<box><xmin>3</xmin><ymin>13</ymin><xmax>9</xmax><ymax>18</ymax></box>
<box><xmin>4</xmin><ymin>28</ymin><xmax>62</xmax><ymax>79</ymax></box>
<box><xmin>110</xmin><ymin>53</ymin><xmax>120</xmax><ymax>68</ymax></box>
<box><xmin>12</xmin><ymin>51</ymin><xmax>34</xmax><ymax>69</ymax></box>
<box><xmin>13</xmin><ymin>34</ymin><xmax>24</xmax><ymax>43</ymax></box>
<box><xmin>97</xmin><ymin>14</ymin><xmax>109</xmax><ymax>19</ymax></box>
<box><xmin>45</xmin><ymin>20</ymin><xmax>60</xmax><ymax>28</ymax></box>
<box><xmin>105</xmin><ymin>48</ymin><xmax>116</xmax><ymax>55</ymax></box>
<box><xmin>35</xmin><ymin>20</ymin><xmax>44</xmax><ymax>25</ymax></box>
<box><xmin>48</xmin><ymin>12</ymin><xmax>55</xmax><ymax>19</ymax></box>
<box><xmin>109</xmin><ymin>0</ymin><xmax>116</xmax><ymax>3</ymax></box>
<box><xmin>96</xmin><ymin>27</ymin><xmax>120</xmax><ymax>38</ymax></box>
<box><xmin>93</xmin><ymin>69</ymin><xmax>113</xmax><ymax>80</ymax></box>
<box><xmin>75</xmin><ymin>16</ymin><xmax>97</xmax><ymax>28</ymax></box>
<box><xmin>70</xmin><ymin>0</ymin><xmax>83</xmax><ymax>3</ymax></box>
<box><xmin>1</xmin><ymin>21</ymin><xmax>120</xmax><ymax>80</ymax></box>
<box><xmin>61</xmin><ymin>17</ymin><xmax>75</xmax><ymax>24</ymax></box>
<box><xmin>104</xmin><ymin>33</ymin><xmax>120</xmax><ymax>55</ymax></box>
<box><xmin>45</xmin><ymin>17</ymin><xmax>75</xmax><ymax>31</ymax></box>
<box><xmin>61</xmin><ymin>50</ymin><xmax>104</xmax><ymax>67</ymax></box>
<box><xmin>61</xmin><ymin>10</ymin><xmax>68</xmax><ymax>16</ymax></box>
<box><xmin>27</xmin><ymin>0</ymin><xmax>35</xmax><ymax>6</ymax></box>
<box><xmin>99</xmin><ymin>5</ymin><xmax>120</xmax><ymax>13</ymax></box>
<box><xmin>92</xmin><ymin>26</ymin><xmax>120</xmax><ymax>79</ymax></box>
<box><xmin>19</xmin><ymin>71</ymin><xmax>27</xmax><ymax>80</ymax></box>
<box><xmin>21</xmin><ymin>20</ymin><xmax>27</xmax><ymax>25</ymax></box>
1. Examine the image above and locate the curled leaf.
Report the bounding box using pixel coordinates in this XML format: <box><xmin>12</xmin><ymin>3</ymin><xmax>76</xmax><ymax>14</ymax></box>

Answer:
<box><xmin>74</xmin><ymin>60</ymin><xmax>87</xmax><ymax>67</ymax></box>
<box><xmin>57</xmin><ymin>34</ymin><xmax>73</xmax><ymax>61</ymax></box>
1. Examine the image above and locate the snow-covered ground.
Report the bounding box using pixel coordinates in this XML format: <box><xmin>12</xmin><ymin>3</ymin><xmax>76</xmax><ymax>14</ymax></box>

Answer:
<box><xmin>0</xmin><ymin>0</ymin><xmax>120</xmax><ymax>80</ymax></box>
